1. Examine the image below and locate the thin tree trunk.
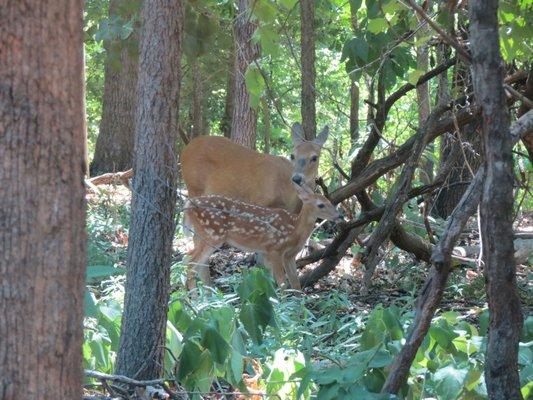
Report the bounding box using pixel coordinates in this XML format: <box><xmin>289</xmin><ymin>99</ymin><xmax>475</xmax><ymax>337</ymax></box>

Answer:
<box><xmin>416</xmin><ymin>2</ymin><xmax>432</xmax><ymax>183</ymax></box>
<box><xmin>469</xmin><ymin>1</ymin><xmax>524</xmax><ymax>398</ymax></box>
<box><xmin>221</xmin><ymin>45</ymin><xmax>235</xmax><ymax>138</ymax></box>
<box><xmin>261</xmin><ymin>96</ymin><xmax>271</xmax><ymax>154</ymax></box>
<box><xmin>350</xmin><ymin>82</ymin><xmax>360</xmax><ymax>143</ymax></box>
<box><xmin>90</xmin><ymin>0</ymin><xmax>139</xmax><ymax>176</ymax></box>
<box><xmin>434</xmin><ymin>15</ymin><xmax>482</xmax><ymax>218</ymax></box>
<box><xmin>349</xmin><ymin>0</ymin><xmax>359</xmax><ymax>144</ymax></box>
<box><xmin>190</xmin><ymin>55</ymin><xmax>203</xmax><ymax>139</ymax></box>
<box><xmin>0</xmin><ymin>1</ymin><xmax>86</xmax><ymax>398</ymax></box>
<box><xmin>115</xmin><ymin>0</ymin><xmax>183</xmax><ymax>379</ymax></box>
<box><xmin>230</xmin><ymin>0</ymin><xmax>259</xmax><ymax>148</ymax></box>
<box><xmin>300</xmin><ymin>0</ymin><xmax>316</xmax><ymax>140</ymax></box>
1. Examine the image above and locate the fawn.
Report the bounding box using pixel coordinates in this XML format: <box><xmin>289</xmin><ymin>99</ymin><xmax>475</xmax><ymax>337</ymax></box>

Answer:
<box><xmin>184</xmin><ymin>183</ymin><xmax>342</xmax><ymax>290</ymax></box>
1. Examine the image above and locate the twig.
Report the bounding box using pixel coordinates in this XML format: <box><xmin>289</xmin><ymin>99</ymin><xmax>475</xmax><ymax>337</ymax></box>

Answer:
<box><xmin>504</xmin><ymin>84</ymin><xmax>533</xmax><ymax>109</ymax></box>
<box><xmin>85</xmin><ymin>370</ymin><xmax>173</xmax><ymax>387</ymax></box>
<box><xmin>403</xmin><ymin>0</ymin><xmax>471</xmax><ymax>62</ymax></box>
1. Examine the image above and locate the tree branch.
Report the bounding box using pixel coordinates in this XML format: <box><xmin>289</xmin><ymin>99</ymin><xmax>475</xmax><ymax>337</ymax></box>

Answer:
<box><xmin>381</xmin><ymin>166</ymin><xmax>484</xmax><ymax>394</ymax></box>
<box><xmin>381</xmin><ymin>110</ymin><xmax>531</xmax><ymax>394</ymax></box>
<box><xmin>405</xmin><ymin>0</ymin><xmax>471</xmax><ymax>62</ymax></box>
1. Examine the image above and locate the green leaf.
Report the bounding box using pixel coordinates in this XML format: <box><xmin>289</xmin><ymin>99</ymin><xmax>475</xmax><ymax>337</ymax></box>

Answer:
<box><xmin>434</xmin><ymin>365</ymin><xmax>468</xmax><ymax>399</ymax></box>
<box><xmin>168</xmin><ymin>300</ymin><xmax>193</xmax><ymax>332</ymax></box>
<box><xmin>521</xmin><ymin>381</ymin><xmax>533</xmax><ymax>400</ymax></box>
<box><xmin>350</xmin><ymin>0</ymin><xmax>363</xmax><ymax>12</ymax></box>
<box><xmin>279</xmin><ymin>0</ymin><xmax>298</xmax><ymax>9</ymax></box>
<box><xmin>367</xmin><ymin>18</ymin><xmax>388</xmax><ymax>34</ymax></box>
<box><xmin>86</xmin><ymin>265</ymin><xmax>125</xmax><ymax>280</ymax></box>
<box><xmin>240</xmin><ymin>303</ymin><xmax>265</xmax><ymax>344</ymax></box>
<box><xmin>178</xmin><ymin>339</ymin><xmax>203</xmax><ymax>380</ymax></box>
<box><xmin>244</xmin><ymin>66</ymin><xmax>266</xmax><ymax>110</ymax></box>
<box><xmin>201</xmin><ymin>324</ymin><xmax>231</xmax><ymax>364</ymax></box>
<box><xmin>407</xmin><ymin>69</ymin><xmax>424</xmax><ymax>85</ymax></box>
<box><xmin>254</xmin><ymin>25</ymin><xmax>279</xmax><ymax>56</ymax></box>
<box><xmin>464</xmin><ymin>369</ymin><xmax>482</xmax><ymax>392</ymax></box>
<box><xmin>84</xmin><ymin>291</ymin><xmax>98</xmax><ymax>318</ymax></box>
<box><xmin>227</xmin><ymin>347</ymin><xmax>244</xmax><ymax>386</ymax></box>
<box><xmin>253</xmin><ymin>0</ymin><xmax>277</xmax><ymax>23</ymax></box>
<box><xmin>316</xmin><ymin>384</ymin><xmax>339</xmax><ymax>400</ymax></box>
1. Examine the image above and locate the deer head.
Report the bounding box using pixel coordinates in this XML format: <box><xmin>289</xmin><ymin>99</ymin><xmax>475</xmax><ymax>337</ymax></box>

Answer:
<box><xmin>290</xmin><ymin>122</ymin><xmax>329</xmax><ymax>187</ymax></box>
<box><xmin>293</xmin><ymin>183</ymin><xmax>342</xmax><ymax>222</ymax></box>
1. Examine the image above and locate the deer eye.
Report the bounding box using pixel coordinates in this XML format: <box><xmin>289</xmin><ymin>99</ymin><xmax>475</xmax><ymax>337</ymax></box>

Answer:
<box><xmin>290</xmin><ymin>154</ymin><xmax>295</xmax><ymax>160</ymax></box>
<box><xmin>318</xmin><ymin>203</ymin><xmax>325</xmax><ymax>209</ymax></box>
<box><xmin>310</xmin><ymin>155</ymin><xmax>318</xmax><ymax>162</ymax></box>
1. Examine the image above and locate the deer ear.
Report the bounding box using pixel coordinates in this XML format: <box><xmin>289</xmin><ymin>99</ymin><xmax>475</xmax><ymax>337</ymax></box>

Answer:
<box><xmin>291</xmin><ymin>122</ymin><xmax>305</xmax><ymax>146</ymax></box>
<box><xmin>293</xmin><ymin>182</ymin><xmax>312</xmax><ymax>199</ymax></box>
<box><xmin>313</xmin><ymin>125</ymin><xmax>329</xmax><ymax>147</ymax></box>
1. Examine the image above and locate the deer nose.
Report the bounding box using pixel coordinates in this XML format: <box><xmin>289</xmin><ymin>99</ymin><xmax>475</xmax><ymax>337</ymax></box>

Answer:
<box><xmin>292</xmin><ymin>174</ymin><xmax>303</xmax><ymax>185</ymax></box>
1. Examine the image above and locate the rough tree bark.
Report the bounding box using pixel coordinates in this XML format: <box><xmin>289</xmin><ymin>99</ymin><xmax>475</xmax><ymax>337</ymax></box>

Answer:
<box><xmin>434</xmin><ymin>14</ymin><xmax>482</xmax><ymax>218</ymax></box>
<box><xmin>230</xmin><ymin>0</ymin><xmax>260</xmax><ymax>148</ymax></box>
<box><xmin>300</xmin><ymin>0</ymin><xmax>316</xmax><ymax>140</ymax></box>
<box><xmin>115</xmin><ymin>0</ymin><xmax>183</xmax><ymax>379</ymax></box>
<box><xmin>349</xmin><ymin>0</ymin><xmax>359</xmax><ymax>144</ymax></box>
<box><xmin>90</xmin><ymin>0</ymin><xmax>139</xmax><ymax>176</ymax></box>
<box><xmin>221</xmin><ymin>45</ymin><xmax>235</xmax><ymax>138</ymax></box>
<box><xmin>434</xmin><ymin>57</ymin><xmax>482</xmax><ymax>218</ymax></box>
<box><xmin>0</xmin><ymin>1</ymin><xmax>86</xmax><ymax>398</ymax></box>
<box><xmin>261</xmin><ymin>96</ymin><xmax>271</xmax><ymax>154</ymax></box>
<box><xmin>416</xmin><ymin>1</ymin><xmax>433</xmax><ymax>183</ymax></box>
<box><xmin>190</xmin><ymin>55</ymin><xmax>204</xmax><ymax>139</ymax></box>
<box><xmin>469</xmin><ymin>1</ymin><xmax>524</xmax><ymax>398</ymax></box>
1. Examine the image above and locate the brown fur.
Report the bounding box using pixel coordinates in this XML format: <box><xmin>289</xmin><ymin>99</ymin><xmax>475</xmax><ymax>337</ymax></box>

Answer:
<box><xmin>181</xmin><ymin>125</ymin><xmax>328</xmax><ymax>213</ymax></box>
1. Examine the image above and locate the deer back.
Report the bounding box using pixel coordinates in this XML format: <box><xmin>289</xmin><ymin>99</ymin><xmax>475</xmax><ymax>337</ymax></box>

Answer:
<box><xmin>181</xmin><ymin>132</ymin><xmax>328</xmax><ymax>214</ymax></box>
<box><xmin>185</xmin><ymin>195</ymin><xmax>298</xmax><ymax>252</ymax></box>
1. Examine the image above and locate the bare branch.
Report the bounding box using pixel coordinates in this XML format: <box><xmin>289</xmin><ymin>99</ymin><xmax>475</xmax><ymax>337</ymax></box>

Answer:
<box><xmin>404</xmin><ymin>0</ymin><xmax>471</xmax><ymax>62</ymax></box>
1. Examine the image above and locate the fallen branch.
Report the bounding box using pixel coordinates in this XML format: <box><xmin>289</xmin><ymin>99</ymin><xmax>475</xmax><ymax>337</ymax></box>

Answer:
<box><xmin>87</xmin><ymin>169</ymin><xmax>134</xmax><ymax>187</ymax></box>
<box><xmin>85</xmin><ymin>370</ymin><xmax>171</xmax><ymax>388</ymax></box>
<box><xmin>361</xmin><ymin>105</ymin><xmax>447</xmax><ymax>291</ymax></box>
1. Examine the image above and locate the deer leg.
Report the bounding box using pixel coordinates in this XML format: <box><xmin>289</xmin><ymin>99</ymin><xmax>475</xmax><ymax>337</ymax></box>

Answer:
<box><xmin>283</xmin><ymin>256</ymin><xmax>302</xmax><ymax>290</ymax></box>
<box><xmin>186</xmin><ymin>238</ymin><xmax>216</xmax><ymax>289</ymax></box>
<box><xmin>263</xmin><ymin>253</ymin><xmax>286</xmax><ymax>287</ymax></box>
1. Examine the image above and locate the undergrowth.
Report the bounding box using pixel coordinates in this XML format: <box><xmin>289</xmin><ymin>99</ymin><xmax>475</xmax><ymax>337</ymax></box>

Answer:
<box><xmin>84</xmin><ymin>194</ymin><xmax>533</xmax><ymax>399</ymax></box>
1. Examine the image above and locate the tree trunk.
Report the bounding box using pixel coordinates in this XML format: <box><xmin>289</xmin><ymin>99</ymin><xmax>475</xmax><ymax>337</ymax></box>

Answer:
<box><xmin>190</xmin><ymin>55</ymin><xmax>203</xmax><ymax>139</ymax></box>
<box><xmin>434</xmin><ymin>19</ymin><xmax>482</xmax><ymax>218</ymax></box>
<box><xmin>261</xmin><ymin>97</ymin><xmax>271</xmax><ymax>154</ymax></box>
<box><xmin>469</xmin><ymin>1</ymin><xmax>524</xmax><ymax>398</ymax></box>
<box><xmin>230</xmin><ymin>0</ymin><xmax>259</xmax><ymax>148</ymax></box>
<box><xmin>115</xmin><ymin>0</ymin><xmax>183</xmax><ymax>379</ymax></box>
<box><xmin>221</xmin><ymin>45</ymin><xmax>235</xmax><ymax>138</ymax></box>
<box><xmin>350</xmin><ymin>82</ymin><xmax>360</xmax><ymax>143</ymax></box>
<box><xmin>90</xmin><ymin>0</ymin><xmax>139</xmax><ymax>176</ymax></box>
<box><xmin>300</xmin><ymin>0</ymin><xmax>316</xmax><ymax>140</ymax></box>
<box><xmin>349</xmin><ymin>0</ymin><xmax>359</xmax><ymax>144</ymax></box>
<box><xmin>416</xmin><ymin>2</ymin><xmax>432</xmax><ymax>183</ymax></box>
<box><xmin>0</xmin><ymin>1</ymin><xmax>86</xmax><ymax>399</ymax></box>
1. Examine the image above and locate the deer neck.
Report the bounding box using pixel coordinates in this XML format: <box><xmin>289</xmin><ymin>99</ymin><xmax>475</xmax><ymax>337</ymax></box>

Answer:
<box><xmin>289</xmin><ymin>204</ymin><xmax>318</xmax><ymax>250</ymax></box>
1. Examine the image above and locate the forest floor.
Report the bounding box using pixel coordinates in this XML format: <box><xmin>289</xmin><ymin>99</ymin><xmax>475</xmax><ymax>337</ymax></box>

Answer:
<box><xmin>85</xmin><ymin>184</ymin><xmax>532</xmax><ymax>399</ymax></box>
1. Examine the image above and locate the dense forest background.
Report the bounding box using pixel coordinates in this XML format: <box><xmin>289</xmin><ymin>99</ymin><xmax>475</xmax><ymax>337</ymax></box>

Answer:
<box><xmin>1</xmin><ymin>0</ymin><xmax>532</xmax><ymax>399</ymax></box>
